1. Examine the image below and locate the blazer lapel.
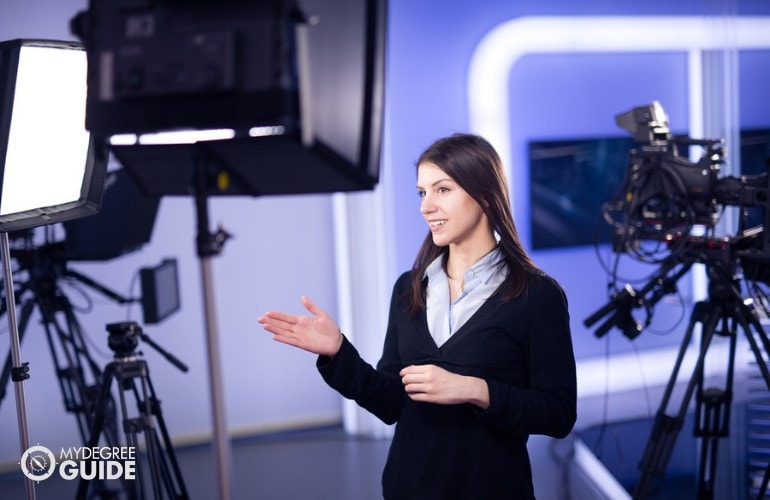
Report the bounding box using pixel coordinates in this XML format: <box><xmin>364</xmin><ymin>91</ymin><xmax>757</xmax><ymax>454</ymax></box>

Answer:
<box><xmin>438</xmin><ymin>294</ymin><xmax>506</xmax><ymax>352</ymax></box>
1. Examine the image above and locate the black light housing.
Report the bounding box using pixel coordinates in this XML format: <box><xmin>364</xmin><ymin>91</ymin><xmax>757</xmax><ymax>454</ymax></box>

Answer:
<box><xmin>71</xmin><ymin>0</ymin><xmax>387</xmax><ymax>196</ymax></box>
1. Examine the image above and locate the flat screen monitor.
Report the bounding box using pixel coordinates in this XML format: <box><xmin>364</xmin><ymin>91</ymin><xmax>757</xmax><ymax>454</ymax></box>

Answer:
<box><xmin>0</xmin><ymin>39</ymin><xmax>107</xmax><ymax>232</ymax></box>
<box><xmin>140</xmin><ymin>258</ymin><xmax>180</xmax><ymax>324</ymax></box>
<box><xmin>528</xmin><ymin>136</ymin><xmax>634</xmax><ymax>250</ymax></box>
<box><xmin>73</xmin><ymin>0</ymin><xmax>387</xmax><ymax>196</ymax></box>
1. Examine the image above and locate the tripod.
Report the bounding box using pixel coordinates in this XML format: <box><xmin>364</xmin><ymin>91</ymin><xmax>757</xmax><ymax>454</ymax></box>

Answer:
<box><xmin>76</xmin><ymin>321</ymin><xmax>188</xmax><ymax>500</ymax></box>
<box><xmin>0</xmin><ymin>242</ymin><xmax>130</xmax><ymax>444</ymax></box>
<box><xmin>586</xmin><ymin>243</ymin><xmax>770</xmax><ymax>499</ymax></box>
<box><xmin>0</xmin><ymin>241</ymin><xmax>142</xmax><ymax>498</ymax></box>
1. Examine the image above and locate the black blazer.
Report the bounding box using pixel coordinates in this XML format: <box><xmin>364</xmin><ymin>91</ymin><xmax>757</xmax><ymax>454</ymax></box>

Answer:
<box><xmin>318</xmin><ymin>270</ymin><xmax>577</xmax><ymax>500</ymax></box>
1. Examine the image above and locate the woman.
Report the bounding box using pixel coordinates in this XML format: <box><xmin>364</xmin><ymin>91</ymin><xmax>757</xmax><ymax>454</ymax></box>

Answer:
<box><xmin>258</xmin><ymin>133</ymin><xmax>577</xmax><ymax>499</ymax></box>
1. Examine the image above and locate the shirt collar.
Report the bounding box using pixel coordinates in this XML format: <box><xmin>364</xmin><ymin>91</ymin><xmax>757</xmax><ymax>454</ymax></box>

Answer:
<box><xmin>425</xmin><ymin>246</ymin><xmax>504</xmax><ymax>286</ymax></box>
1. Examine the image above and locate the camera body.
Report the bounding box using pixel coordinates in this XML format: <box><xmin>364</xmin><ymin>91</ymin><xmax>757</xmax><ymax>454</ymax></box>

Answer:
<box><xmin>611</xmin><ymin>139</ymin><xmax>723</xmax><ymax>243</ymax></box>
<box><xmin>605</xmin><ymin>101</ymin><xmax>769</xmax><ymax>259</ymax></box>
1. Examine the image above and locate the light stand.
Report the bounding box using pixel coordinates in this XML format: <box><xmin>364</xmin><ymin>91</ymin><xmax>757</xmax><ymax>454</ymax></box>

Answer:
<box><xmin>112</xmin><ymin>143</ymin><xmax>243</xmax><ymax>500</ymax></box>
<box><xmin>192</xmin><ymin>154</ymin><xmax>234</xmax><ymax>500</ymax></box>
<box><xmin>0</xmin><ymin>232</ymin><xmax>35</xmax><ymax>500</ymax></box>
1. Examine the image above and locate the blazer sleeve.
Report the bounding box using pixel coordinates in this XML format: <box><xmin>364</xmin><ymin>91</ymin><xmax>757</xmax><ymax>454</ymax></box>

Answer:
<box><xmin>476</xmin><ymin>276</ymin><xmax>577</xmax><ymax>438</ymax></box>
<box><xmin>316</xmin><ymin>274</ymin><xmax>409</xmax><ymax>425</ymax></box>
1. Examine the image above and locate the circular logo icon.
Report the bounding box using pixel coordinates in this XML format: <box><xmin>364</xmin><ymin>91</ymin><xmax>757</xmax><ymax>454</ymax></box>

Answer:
<box><xmin>20</xmin><ymin>445</ymin><xmax>56</xmax><ymax>482</ymax></box>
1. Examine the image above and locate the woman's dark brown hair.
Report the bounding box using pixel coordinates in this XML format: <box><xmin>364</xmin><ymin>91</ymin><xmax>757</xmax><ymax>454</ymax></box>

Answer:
<box><xmin>407</xmin><ymin>133</ymin><xmax>539</xmax><ymax>316</ymax></box>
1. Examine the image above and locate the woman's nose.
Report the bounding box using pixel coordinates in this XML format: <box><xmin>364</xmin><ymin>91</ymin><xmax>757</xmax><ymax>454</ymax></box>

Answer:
<box><xmin>420</xmin><ymin>194</ymin><xmax>435</xmax><ymax>214</ymax></box>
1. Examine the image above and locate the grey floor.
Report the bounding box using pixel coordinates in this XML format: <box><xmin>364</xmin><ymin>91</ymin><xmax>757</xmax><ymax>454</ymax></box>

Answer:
<box><xmin>0</xmin><ymin>425</ymin><xmax>392</xmax><ymax>500</ymax></box>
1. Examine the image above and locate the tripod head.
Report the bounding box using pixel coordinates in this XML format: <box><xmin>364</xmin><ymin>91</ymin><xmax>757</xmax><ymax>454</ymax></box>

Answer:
<box><xmin>105</xmin><ymin>321</ymin><xmax>188</xmax><ymax>372</ymax></box>
<box><xmin>106</xmin><ymin>321</ymin><xmax>141</xmax><ymax>359</ymax></box>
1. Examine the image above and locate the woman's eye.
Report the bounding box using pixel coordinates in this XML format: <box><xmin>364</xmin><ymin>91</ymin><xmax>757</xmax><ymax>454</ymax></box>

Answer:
<box><xmin>417</xmin><ymin>190</ymin><xmax>426</xmax><ymax>198</ymax></box>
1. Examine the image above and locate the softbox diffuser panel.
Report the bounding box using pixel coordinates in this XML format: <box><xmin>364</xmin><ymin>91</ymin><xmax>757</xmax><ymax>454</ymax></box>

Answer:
<box><xmin>0</xmin><ymin>39</ymin><xmax>108</xmax><ymax>232</ymax></box>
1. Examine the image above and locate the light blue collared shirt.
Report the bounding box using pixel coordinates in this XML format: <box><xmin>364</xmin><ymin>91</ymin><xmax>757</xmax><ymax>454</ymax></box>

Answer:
<box><xmin>424</xmin><ymin>247</ymin><xmax>507</xmax><ymax>347</ymax></box>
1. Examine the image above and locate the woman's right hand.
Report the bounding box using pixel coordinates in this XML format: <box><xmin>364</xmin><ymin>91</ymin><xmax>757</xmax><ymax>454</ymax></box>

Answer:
<box><xmin>258</xmin><ymin>296</ymin><xmax>343</xmax><ymax>358</ymax></box>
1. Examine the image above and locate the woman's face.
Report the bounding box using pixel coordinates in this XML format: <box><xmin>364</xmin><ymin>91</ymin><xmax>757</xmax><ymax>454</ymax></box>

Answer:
<box><xmin>417</xmin><ymin>162</ymin><xmax>490</xmax><ymax>249</ymax></box>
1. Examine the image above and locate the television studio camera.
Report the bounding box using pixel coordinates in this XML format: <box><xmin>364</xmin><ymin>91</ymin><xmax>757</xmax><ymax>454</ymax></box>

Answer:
<box><xmin>584</xmin><ymin>101</ymin><xmax>770</xmax><ymax>499</ymax></box>
<box><xmin>602</xmin><ymin>101</ymin><xmax>768</xmax><ymax>266</ymax></box>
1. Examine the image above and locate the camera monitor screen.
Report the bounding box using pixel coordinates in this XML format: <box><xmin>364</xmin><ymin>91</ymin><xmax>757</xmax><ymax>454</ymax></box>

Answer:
<box><xmin>140</xmin><ymin>258</ymin><xmax>180</xmax><ymax>324</ymax></box>
<box><xmin>0</xmin><ymin>39</ymin><xmax>107</xmax><ymax>232</ymax></box>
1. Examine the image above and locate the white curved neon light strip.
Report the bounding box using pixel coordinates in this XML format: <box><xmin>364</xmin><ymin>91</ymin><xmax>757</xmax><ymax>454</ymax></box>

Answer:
<box><xmin>468</xmin><ymin>16</ymin><xmax>770</xmax><ymax>180</ymax></box>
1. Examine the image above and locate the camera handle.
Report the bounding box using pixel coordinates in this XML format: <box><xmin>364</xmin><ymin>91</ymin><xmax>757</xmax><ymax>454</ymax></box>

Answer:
<box><xmin>139</xmin><ymin>332</ymin><xmax>188</xmax><ymax>373</ymax></box>
<box><xmin>584</xmin><ymin>255</ymin><xmax>693</xmax><ymax>339</ymax></box>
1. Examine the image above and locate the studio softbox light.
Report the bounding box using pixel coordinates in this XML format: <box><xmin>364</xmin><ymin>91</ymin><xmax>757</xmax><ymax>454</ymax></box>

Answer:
<box><xmin>0</xmin><ymin>39</ymin><xmax>108</xmax><ymax>232</ymax></box>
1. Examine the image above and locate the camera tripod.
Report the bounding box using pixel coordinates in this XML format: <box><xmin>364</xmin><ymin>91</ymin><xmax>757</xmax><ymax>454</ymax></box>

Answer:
<box><xmin>0</xmin><ymin>242</ymin><xmax>137</xmax><ymax>424</ymax></box>
<box><xmin>0</xmin><ymin>243</ymin><xmax>125</xmax><ymax>434</ymax></box>
<box><xmin>76</xmin><ymin>321</ymin><xmax>188</xmax><ymax>500</ymax></box>
<box><xmin>0</xmin><ymin>241</ymin><xmax>139</xmax><ymax>497</ymax></box>
<box><xmin>586</xmin><ymin>243</ymin><xmax>770</xmax><ymax>499</ymax></box>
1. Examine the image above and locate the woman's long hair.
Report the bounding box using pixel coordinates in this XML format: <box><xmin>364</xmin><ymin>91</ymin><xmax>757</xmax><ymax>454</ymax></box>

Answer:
<box><xmin>407</xmin><ymin>133</ymin><xmax>539</xmax><ymax>316</ymax></box>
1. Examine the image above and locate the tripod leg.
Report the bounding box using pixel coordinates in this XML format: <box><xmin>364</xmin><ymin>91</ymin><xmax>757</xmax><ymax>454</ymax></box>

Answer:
<box><xmin>736</xmin><ymin>299</ymin><xmax>770</xmax><ymax>394</ymax></box>
<box><xmin>693</xmin><ymin>313</ymin><xmax>737</xmax><ymax>500</ymax></box>
<box><xmin>75</xmin><ymin>363</ymin><xmax>133</xmax><ymax>500</ymax></box>
<box><xmin>133</xmin><ymin>372</ymin><xmax>164</xmax><ymax>500</ymax></box>
<box><xmin>694</xmin><ymin>387</ymin><xmax>732</xmax><ymax>499</ymax></box>
<box><xmin>759</xmin><ymin>466</ymin><xmax>770</xmax><ymax>500</ymax></box>
<box><xmin>115</xmin><ymin>363</ymin><xmax>150</xmax><ymax>500</ymax></box>
<box><xmin>122</xmin><ymin>359</ymin><xmax>188</xmax><ymax>500</ymax></box>
<box><xmin>144</xmin><ymin>376</ymin><xmax>189</xmax><ymax>499</ymax></box>
<box><xmin>733</xmin><ymin>300</ymin><xmax>770</xmax><ymax>500</ymax></box>
<box><xmin>633</xmin><ymin>301</ymin><xmax>722</xmax><ymax>499</ymax></box>
<box><xmin>36</xmin><ymin>292</ymin><xmax>116</xmax><ymax>445</ymax></box>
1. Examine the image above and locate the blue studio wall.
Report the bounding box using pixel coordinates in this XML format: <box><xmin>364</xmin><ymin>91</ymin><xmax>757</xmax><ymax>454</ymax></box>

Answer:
<box><xmin>1</xmin><ymin>2</ymin><xmax>770</xmax><ymax>493</ymax></box>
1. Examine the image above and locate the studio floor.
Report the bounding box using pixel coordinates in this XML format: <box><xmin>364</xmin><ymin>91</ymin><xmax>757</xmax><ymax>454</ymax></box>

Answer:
<box><xmin>0</xmin><ymin>425</ymin><xmax>391</xmax><ymax>500</ymax></box>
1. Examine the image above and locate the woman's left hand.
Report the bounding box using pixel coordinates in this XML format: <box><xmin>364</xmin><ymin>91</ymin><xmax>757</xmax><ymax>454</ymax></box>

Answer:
<box><xmin>400</xmin><ymin>364</ymin><xmax>489</xmax><ymax>409</ymax></box>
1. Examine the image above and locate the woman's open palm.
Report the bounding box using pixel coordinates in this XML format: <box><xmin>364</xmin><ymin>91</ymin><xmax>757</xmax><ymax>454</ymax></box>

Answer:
<box><xmin>258</xmin><ymin>296</ymin><xmax>343</xmax><ymax>357</ymax></box>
